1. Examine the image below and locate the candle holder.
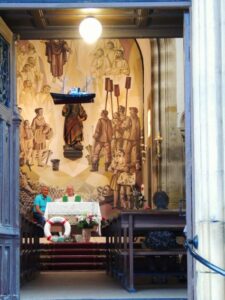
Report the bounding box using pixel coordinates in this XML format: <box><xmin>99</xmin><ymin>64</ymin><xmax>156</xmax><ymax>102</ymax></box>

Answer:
<box><xmin>62</xmin><ymin>195</ymin><xmax>68</xmax><ymax>202</ymax></box>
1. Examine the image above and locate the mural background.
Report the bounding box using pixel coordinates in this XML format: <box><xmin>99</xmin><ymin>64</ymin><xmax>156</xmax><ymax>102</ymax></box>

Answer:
<box><xmin>17</xmin><ymin>38</ymin><xmax>144</xmax><ymax>218</ymax></box>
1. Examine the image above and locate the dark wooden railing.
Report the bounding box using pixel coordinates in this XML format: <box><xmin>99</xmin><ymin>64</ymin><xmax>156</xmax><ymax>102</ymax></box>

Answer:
<box><xmin>103</xmin><ymin>210</ymin><xmax>187</xmax><ymax>292</ymax></box>
<box><xmin>20</xmin><ymin>215</ymin><xmax>43</xmax><ymax>285</ymax></box>
<box><xmin>185</xmin><ymin>235</ymin><xmax>225</xmax><ymax>277</ymax></box>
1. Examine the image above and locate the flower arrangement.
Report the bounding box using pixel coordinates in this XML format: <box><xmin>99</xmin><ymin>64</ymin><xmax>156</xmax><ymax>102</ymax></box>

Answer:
<box><xmin>101</xmin><ymin>217</ymin><xmax>109</xmax><ymax>228</ymax></box>
<box><xmin>77</xmin><ymin>214</ymin><xmax>99</xmax><ymax>229</ymax></box>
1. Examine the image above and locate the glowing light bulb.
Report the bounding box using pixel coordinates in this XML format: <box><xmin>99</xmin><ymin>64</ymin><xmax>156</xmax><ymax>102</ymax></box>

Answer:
<box><xmin>79</xmin><ymin>17</ymin><xmax>102</xmax><ymax>44</ymax></box>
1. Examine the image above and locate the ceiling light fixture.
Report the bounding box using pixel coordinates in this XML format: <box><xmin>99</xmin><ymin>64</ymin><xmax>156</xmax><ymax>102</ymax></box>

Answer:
<box><xmin>79</xmin><ymin>17</ymin><xmax>102</xmax><ymax>44</ymax></box>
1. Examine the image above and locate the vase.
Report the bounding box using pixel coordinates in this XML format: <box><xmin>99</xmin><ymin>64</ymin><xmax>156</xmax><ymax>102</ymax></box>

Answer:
<box><xmin>92</xmin><ymin>225</ymin><xmax>98</xmax><ymax>232</ymax></box>
<box><xmin>82</xmin><ymin>228</ymin><xmax>91</xmax><ymax>243</ymax></box>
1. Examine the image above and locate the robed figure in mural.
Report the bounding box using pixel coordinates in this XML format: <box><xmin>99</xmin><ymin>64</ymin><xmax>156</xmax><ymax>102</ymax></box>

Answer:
<box><xmin>45</xmin><ymin>40</ymin><xmax>71</xmax><ymax>78</ymax></box>
<box><xmin>62</xmin><ymin>103</ymin><xmax>87</xmax><ymax>158</ymax></box>
<box><xmin>125</xmin><ymin>107</ymin><xmax>141</xmax><ymax>166</ymax></box>
<box><xmin>31</xmin><ymin>108</ymin><xmax>53</xmax><ymax>167</ymax></box>
<box><xmin>91</xmin><ymin>109</ymin><xmax>113</xmax><ymax>172</ymax></box>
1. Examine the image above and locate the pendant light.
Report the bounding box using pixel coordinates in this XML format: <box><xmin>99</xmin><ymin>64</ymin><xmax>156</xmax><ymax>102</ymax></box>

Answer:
<box><xmin>79</xmin><ymin>17</ymin><xmax>102</xmax><ymax>44</ymax></box>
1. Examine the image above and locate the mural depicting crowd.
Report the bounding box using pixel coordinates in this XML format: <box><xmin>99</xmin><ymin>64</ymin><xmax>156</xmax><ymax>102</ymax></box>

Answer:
<box><xmin>17</xmin><ymin>39</ymin><xmax>143</xmax><ymax>212</ymax></box>
<box><xmin>90</xmin><ymin>80</ymin><xmax>142</xmax><ymax>209</ymax></box>
<box><xmin>91</xmin><ymin>41</ymin><xmax>130</xmax><ymax>78</ymax></box>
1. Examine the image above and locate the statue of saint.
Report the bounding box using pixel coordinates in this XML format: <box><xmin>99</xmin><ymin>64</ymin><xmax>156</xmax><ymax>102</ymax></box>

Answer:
<box><xmin>62</xmin><ymin>103</ymin><xmax>87</xmax><ymax>152</ymax></box>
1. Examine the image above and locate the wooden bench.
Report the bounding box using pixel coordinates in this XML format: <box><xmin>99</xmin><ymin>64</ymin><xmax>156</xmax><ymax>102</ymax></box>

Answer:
<box><xmin>103</xmin><ymin>210</ymin><xmax>186</xmax><ymax>291</ymax></box>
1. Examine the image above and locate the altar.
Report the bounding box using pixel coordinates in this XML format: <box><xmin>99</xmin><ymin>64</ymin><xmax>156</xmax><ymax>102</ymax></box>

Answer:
<box><xmin>44</xmin><ymin>201</ymin><xmax>102</xmax><ymax>234</ymax></box>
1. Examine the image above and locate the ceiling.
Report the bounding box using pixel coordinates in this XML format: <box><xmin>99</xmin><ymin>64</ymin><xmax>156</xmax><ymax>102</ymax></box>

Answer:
<box><xmin>0</xmin><ymin>8</ymin><xmax>184</xmax><ymax>39</ymax></box>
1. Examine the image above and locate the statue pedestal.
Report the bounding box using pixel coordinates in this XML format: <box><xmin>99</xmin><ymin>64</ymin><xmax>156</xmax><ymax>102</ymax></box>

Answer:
<box><xmin>63</xmin><ymin>145</ymin><xmax>83</xmax><ymax>160</ymax></box>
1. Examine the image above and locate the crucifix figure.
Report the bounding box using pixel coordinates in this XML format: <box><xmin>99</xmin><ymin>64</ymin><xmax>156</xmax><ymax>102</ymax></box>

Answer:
<box><xmin>154</xmin><ymin>134</ymin><xmax>163</xmax><ymax>160</ymax></box>
<box><xmin>154</xmin><ymin>134</ymin><xmax>163</xmax><ymax>191</ymax></box>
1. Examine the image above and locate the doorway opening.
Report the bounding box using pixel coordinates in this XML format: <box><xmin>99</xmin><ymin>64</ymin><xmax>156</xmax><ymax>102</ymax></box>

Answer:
<box><xmin>18</xmin><ymin>36</ymin><xmax>187</xmax><ymax>299</ymax></box>
<box><xmin>0</xmin><ymin>4</ymin><xmax>191</xmax><ymax>299</ymax></box>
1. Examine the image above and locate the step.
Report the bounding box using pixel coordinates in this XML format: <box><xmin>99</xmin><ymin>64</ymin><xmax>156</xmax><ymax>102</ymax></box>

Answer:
<box><xmin>40</xmin><ymin>254</ymin><xmax>106</xmax><ymax>263</ymax></box>
<box><xmin>40</xmin><ymin>262</ymin><xmax>105</xmax><ymax>271</ymax></box>
<box><xmin>39</xmin><ymin>242</ymin><xmax>106</xmax><ymax>249</ymax></box>
<box><xmin>39</xmin><ymin>248</ymin><xmax>106</xmax><ymax>255</ymax></box>
<box><xmin>43</xmin><ymin>299</ymin><xmax>187</xmax><ymax>300</ymax></box>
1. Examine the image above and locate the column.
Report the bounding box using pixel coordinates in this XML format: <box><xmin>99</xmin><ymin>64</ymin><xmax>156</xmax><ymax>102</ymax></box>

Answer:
<box><xmin>192</xmin><ymin>1</ymin><xmax>225</xmax><ymax>299</ymax></box>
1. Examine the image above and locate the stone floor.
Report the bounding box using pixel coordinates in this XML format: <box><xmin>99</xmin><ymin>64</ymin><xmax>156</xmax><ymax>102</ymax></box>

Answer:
<box><xmin>20</xmin><ymin>271</ymin><xmax>187</xmax><ymax>300</ymax></box>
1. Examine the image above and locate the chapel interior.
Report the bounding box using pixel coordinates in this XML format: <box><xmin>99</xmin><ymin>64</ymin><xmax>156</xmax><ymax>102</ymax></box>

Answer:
<box><xmin>0</xmin><ymin>7</ymin><xmax>187</xmax><ymax>295</ymax></box>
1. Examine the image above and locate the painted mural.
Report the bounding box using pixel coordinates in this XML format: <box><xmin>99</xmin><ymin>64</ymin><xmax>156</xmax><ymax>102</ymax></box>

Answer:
<box><xmin>17</xmin><ymin>39</ymin><xmax>143</xmax><ymax>218</ymax></box>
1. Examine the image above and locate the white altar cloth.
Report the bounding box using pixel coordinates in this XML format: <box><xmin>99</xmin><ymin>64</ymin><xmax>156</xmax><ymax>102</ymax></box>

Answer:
<box><xmin>44</xmin><ymin>201</ymin><xmax>102</xmax><ymax>234</ymax></box>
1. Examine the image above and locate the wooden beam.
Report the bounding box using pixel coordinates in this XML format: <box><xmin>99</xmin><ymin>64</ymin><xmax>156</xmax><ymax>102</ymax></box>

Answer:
<box><xmin>15</xmin><ymin>26</ymin><xmax>183</xmax><ymax>39</ymax></box>
<box><xmin>135</xmin><ymin>8</ymin><xmax>151</xmax><ymax>28</ymax></box>
<box><xmin>30</xmin><ymin>9</ymin><xmax>47</xmax><ymax>29</ymax></box>
<box><xmin>0</xmin><ymin>1</ymin><xmax>191</xmax><ymax>10</ymax></box>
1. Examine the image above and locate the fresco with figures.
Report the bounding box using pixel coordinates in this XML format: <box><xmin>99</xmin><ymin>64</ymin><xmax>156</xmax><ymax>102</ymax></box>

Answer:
<box><xmin>17</xmin><ymin>39</ymin><xmax>143</xmax><ymax>219</ymax></box>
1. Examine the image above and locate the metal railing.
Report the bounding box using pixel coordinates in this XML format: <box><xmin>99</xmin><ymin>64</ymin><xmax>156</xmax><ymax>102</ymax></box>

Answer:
<box><xmin>185</xmin><ymin>235</ymin><xmax>225</xmax><ymax>277</ymax></box>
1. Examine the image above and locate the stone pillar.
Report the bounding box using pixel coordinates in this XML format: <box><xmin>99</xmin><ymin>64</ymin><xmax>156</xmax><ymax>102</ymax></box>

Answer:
<box><xmin>150</xmin><ymin>38</ymin><xmax>184</xmax><ymax>207</ymax></box>
<box><xmin>192</xmin><ymin>1</ymin><xmax>225</xmax><ymax>299</ymax></box>
<box><xmin>136</xmin><ymin>39</ymin><xmax>152</xmax><ymax>202</ymax></box>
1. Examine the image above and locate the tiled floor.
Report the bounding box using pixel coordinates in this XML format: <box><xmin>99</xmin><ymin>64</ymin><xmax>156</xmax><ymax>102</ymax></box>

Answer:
<box><xmin>20</xmin><ymin>271</ymin><xmax>187</xmax><ymax>300</ymax></box>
